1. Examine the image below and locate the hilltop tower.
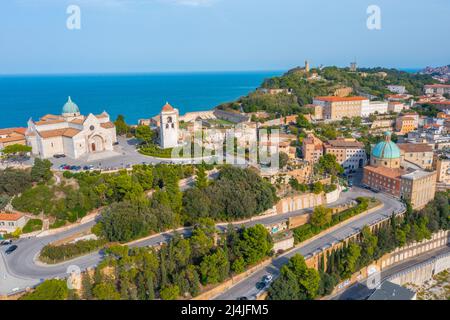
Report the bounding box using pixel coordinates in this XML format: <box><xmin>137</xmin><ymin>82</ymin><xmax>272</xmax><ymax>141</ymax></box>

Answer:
<box><xmin>305</xmin><ymin>60</ymin><xmax>310</xmax><ymax>73</ymax></box>
<box><xmin>159</xmin><ymin>102</ymin><xmax>179</xmax><ymax>149</ymax></box>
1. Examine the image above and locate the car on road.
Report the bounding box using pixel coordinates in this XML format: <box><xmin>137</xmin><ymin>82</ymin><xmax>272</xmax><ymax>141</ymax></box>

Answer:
<box><xmin>5</xmin><ymin>244</ymin><xmax>18</xmax><ymax>254</ymax></box>
<box><xmin>262</xmin><ymin>274</ymin><xmax>273</xmax><ymax>284</ymax></box>
<box><xmin>1</xmin><ymin>239</ymin><xmax>12</xmax><ymax>246</ymax></box>
<box><xmin>53</xmin><ymin>154</ymin><xmax>66</xmax><ymax>158</ymax></box>
<box><xmin>256</xmin><ymin>281</ymin><xmax>266</xmax><ymax>290</ymax></box>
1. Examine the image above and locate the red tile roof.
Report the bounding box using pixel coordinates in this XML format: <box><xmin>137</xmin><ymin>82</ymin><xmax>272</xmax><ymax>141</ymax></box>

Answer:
<box><xmin>0</xmin><ymin>213</ymin><xmax>23</xmax><ymax>221</ymax></box>
<box><xmin>161</xmin><ymin>102</ymin><xmax>175</xmax><ymax>112</ymax></box>
<box><xmin>314</xmin><ymin>96</ymin><xmax>368</xmax><ymax>102</ymax></box>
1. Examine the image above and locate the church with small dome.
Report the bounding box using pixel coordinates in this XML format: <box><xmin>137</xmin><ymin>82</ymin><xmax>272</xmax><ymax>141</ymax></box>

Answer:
<box><xmin>370</xmin><ymin>131</ymin><xmax>401</xmax><ymax>169</ymax></box>
<box><xmin>363</xmin><ymin>131</ymin><xmax>436</xmax><ymax>210</ymax></box>
<box><xmin>25</xmin><ymin>97</ymin><xmax>117</xmax><ymax>159</ymax></box>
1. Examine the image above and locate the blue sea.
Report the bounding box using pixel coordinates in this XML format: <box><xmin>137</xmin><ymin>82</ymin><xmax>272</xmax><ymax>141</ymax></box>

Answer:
<box><xmin>0</xmin><ymin>71</ymin><xmax>282</xmax><ymax>128</ymax></box>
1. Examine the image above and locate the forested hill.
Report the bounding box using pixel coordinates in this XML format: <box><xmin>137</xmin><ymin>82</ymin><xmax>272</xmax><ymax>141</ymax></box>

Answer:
<box><xmin>217</xmin><ymin>66</ymin><xmax>439</xmax><ymax>116</ymax></box>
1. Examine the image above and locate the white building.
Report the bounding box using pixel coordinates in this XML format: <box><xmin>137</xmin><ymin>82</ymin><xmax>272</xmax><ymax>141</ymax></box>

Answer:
<box><xmin>26</xmin><ymin>97</ymin><xmax>117</xmax><ymax>159</ymax></box>
<box><xmin>361</xmin><ymin>101</ymin><xmax>389</xmax><ymax>117</ymax></box>
<box><xmin>159</xmin><ymin>102</ymin><xmax>180</xmax><ymax>149</ymax></box>
<box><xmin>0</xmin><ymin>213</ymin><xmax>27</xmax><ymax>235</ymax></box>
<box><xmin>387</xmin><ymin>85</ymin><xmax>407</xmax><ymax>94</ymax></box>
<box><xmin>388</xmin><ymin>101</ymin><xmax>407</xmax><ymax>113</ymax></box>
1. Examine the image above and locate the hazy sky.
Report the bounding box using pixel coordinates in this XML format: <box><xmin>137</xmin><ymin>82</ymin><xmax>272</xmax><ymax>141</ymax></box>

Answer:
<box><xmin>1</xmin><ymin>0</ymin><xmax>449</xmax><ymax>74</ymax></box>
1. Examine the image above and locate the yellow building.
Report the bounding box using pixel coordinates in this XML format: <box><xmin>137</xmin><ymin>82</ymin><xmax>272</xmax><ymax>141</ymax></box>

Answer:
<box><xmin>395</xmin><ymin>116</ymin><xmax>417</xmax><ymax>134</ymax></box>
<box><xmin>435</xmin><ymin>154</ymin><xmax>450</xmax><ymax>188</ymax></box>
<box><xmin>313</xmin><ymin>96</ymin><xmax>368</xmax><ymax>121</ymax></box>
<box><xmin>398</xmin><ymin>143</ymin><xmax>434</xmax><ymax>170</ymax></box>
<box><xmin>401</xmin><ymin>170</ymin><xmax>437</xmax><ymax>210</ymax></box>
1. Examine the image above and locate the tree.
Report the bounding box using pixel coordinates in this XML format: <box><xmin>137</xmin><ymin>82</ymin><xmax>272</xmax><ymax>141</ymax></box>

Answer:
<box><xmin>189</xmin><ymin>220</ymin><xmax>216</xmax><ymax>259</ymax></box>
<box><xmin>278</xmin><ymin>152</ymin><xmax>289</xmax><ymax>169</ymax></box>
<box><xmin>311</xmin><ymin>181</ymin><xmax>324</xmax><ymax>194</ymax></box>
<box><xmin>1</xmin><ymin>144</ymin><xmax>32</xmax><ymax>161</ymax></box>
<box><xmin>0</xmin><ymin>169</ymin><xmax>32</xmax><ymax>196</ymax></box>
<box><xmin>341</xmin><ymin>242</ymin><xmax>361</xmax><ymax>279</ymax></box>
<box><xmin>296</xmin><ymin>114</ymin><xmax>313</xmax><ymax>130</ymax></box>
<box><xmin>236</xmin><ymin>224</ymin><xmax>273</xmax><ymax>266</ymax></box>
<box><xmin>310</xmin><ymin>205</ymin><xmax>332</xmax><ymax>229</ymax></box>
<box><xmin>268</xmin><ymin>268</ymin><xmax>300</xmax><ymax>300</ymax></box>
<box><xmin>92</xmin><ymin>283</ymin><xmax>121</xmax><ymax>300</ymax></box>
<box><xmin>160</xmin><ymin>284</ymin><xmax>180</xmax><ymax>300</ymax></box>
<box><xmin>114</xmin><ymin>114</ymin><xmax>129</xmax><ymax>136</ymax></box>
<box><xmin>268</xmin><ymin>254</ymin><xmax>320</xmax><ymax>300</ymax></box>
<box><xmin>21</xmin><ymin>279</ymin><xmax>68</xmax><ymax>300</ymax></box>
<box><xmin>81</xmin><ymin>272</ymin><xmax>93</xmax><ymax>300</ymax></box>
<box><xmin>195</xmin><ymin>165</ymin><xmax>209</xmax><ymax>189</ymax></box>
<box><xmin>316</xmin><ymin>154</ymin><xmax>344</xmax><ymax>176</ymax></box>
<box><xmin>31</xmin><ymin>158</ymin><xmax>53</xmax><ymax>183</ymax></box>
<box><xmin>135</xmin><ymin>125</ymin><xmax>154</xmax><ymax>145</ymax></box>
<box><xmin>199</xmin><ymin>247</ymin><xmax>230</xmax><ymax>285</ymax></box>
<box><xmin>360</xmin><ymin>226</ymin><xmax>378</xmax><ymax>265</ymax></box>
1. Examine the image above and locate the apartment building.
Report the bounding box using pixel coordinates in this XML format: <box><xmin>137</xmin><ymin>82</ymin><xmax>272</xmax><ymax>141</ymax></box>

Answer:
<box><xmin>312</xmin><ymin>96</ymin><xmax>369</xmax><ymax>121</ymax></box>
<box><xmin>323</xmin><ymin>138</ymin><xmax>366</xmax><ymax>172</ymax></box>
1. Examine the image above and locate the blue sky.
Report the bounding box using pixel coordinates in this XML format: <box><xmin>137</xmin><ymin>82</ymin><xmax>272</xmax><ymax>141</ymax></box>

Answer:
<box><xmin>0</xmin><ymin>0</ymin><xmax>449</xmax><ymax>74</ymax></box>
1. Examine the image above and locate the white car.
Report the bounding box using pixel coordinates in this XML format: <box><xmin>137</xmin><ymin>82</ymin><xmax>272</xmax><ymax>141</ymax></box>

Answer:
<box><xmin>262</xmin><ymin>274</ymin><xmax>273</xmax><ymax>284</ymax></box>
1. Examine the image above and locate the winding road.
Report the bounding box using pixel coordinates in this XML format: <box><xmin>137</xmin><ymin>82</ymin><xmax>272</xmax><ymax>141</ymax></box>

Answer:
<box><xmin>0</xmin><ymin>187</ymin><xmax>404</xmax><ymax>296</ymax></box>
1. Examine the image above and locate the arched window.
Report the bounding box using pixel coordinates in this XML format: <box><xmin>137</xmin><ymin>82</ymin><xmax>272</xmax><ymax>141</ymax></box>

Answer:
<box><xmin>166</xmin><ymin>124</ymin><xmax>169</xmax><ymax>129</ymax></box>
<box><xmin>167</xmin><ymin>116</ymin><xmax>173</xmax><ymax>123</ymax></box>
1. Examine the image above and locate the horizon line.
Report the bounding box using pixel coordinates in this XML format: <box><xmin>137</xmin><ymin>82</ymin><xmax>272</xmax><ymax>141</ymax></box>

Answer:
<box><xmin>0</xmin><ymin>66</ymin><xmax>427</xmax><ymax>77</ymax></box>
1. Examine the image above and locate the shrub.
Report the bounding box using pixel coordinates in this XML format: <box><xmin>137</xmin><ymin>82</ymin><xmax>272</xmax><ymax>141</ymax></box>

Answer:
<box><xmin>22</xmin><ymin>219</ymin><xmax>43</xmax><ymax>234</ymax></box>
<box><xmin>40</xmin><ymin>239</ymin><xmax>107</xmax><ymax>264</ymax></box>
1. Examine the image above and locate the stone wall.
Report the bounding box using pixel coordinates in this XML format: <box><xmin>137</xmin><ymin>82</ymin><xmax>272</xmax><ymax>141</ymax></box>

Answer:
<box><xmin>387</xmin><ymin>251</ymin><xmax>450</xmax><ymax>286</ymax></box>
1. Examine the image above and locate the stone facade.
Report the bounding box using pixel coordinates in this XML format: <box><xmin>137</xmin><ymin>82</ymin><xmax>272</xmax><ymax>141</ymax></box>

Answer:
<box><xmin>313</xmin><ymin>96</ymin><xmax>369</xmax><ymax>121</ymax></box>
<box><xmin>25</xmin><ymin>97</ymin><xmax>116</xmax><ymax>159</ymax></box>
<box><xmin>159</xmin><ymin>102</ymin><xmax>180</xmax><ymax>149</ymax></box>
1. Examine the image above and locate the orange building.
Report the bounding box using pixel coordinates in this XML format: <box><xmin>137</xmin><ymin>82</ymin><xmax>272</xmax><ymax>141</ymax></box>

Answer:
<box><xmin>301</xmin><ymin>133</ymin><xmax>323</xmax><ymax>163</ymax></box>
<box><xmin>0</xmin><ymin>127</ymin><xmax>27</xmax><ymax>150</ymax></box>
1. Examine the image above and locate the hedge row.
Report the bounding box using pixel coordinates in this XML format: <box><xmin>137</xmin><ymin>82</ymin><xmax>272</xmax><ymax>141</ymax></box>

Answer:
<box><xmin>40</xmin><ymin>239</ymin><xmax>107</xmax><ymax>264</ymax></box>
<box><xmin>293</xmin><ymin>197</ymin><xmax>372</xmax><ymax>243</ymax></box>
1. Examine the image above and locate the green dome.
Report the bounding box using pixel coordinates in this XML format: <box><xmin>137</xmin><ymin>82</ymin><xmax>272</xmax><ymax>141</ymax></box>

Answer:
<box><xmin>62</xmin><ymin>96</ymin><xmax>80</xmax><ymax>114</ymax></box>
<box><xmin>372</xmin><ymin>132</ymin><xmax>401</xmax><ymax>159</ymax></box>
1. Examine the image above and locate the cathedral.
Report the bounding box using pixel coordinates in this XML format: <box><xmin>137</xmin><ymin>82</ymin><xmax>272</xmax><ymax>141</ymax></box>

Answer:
<box><xmin>25</xmin><ymin>97</ymin><xmax>117</xmax><ymax>159</ymax></box>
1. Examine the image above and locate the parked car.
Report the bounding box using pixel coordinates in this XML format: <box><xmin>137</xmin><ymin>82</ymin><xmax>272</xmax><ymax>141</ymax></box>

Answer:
<box><xmin>256</xmin><ymin>282</ymin><xmax>266</xmax><ymax>290</ymax></box>
<box><xmin>5</xmin><ymin>245</ymin><xmax>18</xmax><ymax>254</ymax></box>
<box><xmin>53</xmin><ymin>154</ymin><xmax>66</xmax><ymax>159</ymax></box>
<box><xmin>1</xmin><ymin>239</ymin><xmax>12</xmax><ymax>246</ymax></box>
<box><xmin>262</xmin><ymin>274</ymin><xmax>273</xmax><ymax>284</ymax></box>
<box><xmin>83</xmin><ymin>165</ymin><xmax>94</xmax><ymax>171</ymax></box>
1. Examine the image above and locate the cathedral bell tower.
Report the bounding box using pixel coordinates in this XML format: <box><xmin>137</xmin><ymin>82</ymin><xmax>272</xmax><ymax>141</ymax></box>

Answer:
<box><xmin>159</xmin><ymin>102</ymin><xmax>179</xmax><ymax>149</ymax></box>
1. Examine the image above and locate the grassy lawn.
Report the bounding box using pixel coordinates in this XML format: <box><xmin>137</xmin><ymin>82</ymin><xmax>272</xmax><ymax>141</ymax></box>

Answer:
<box><xmin>22</xmin><ymin>219</ymin><xmax>43</xmax><ymax>234</ymax></box>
